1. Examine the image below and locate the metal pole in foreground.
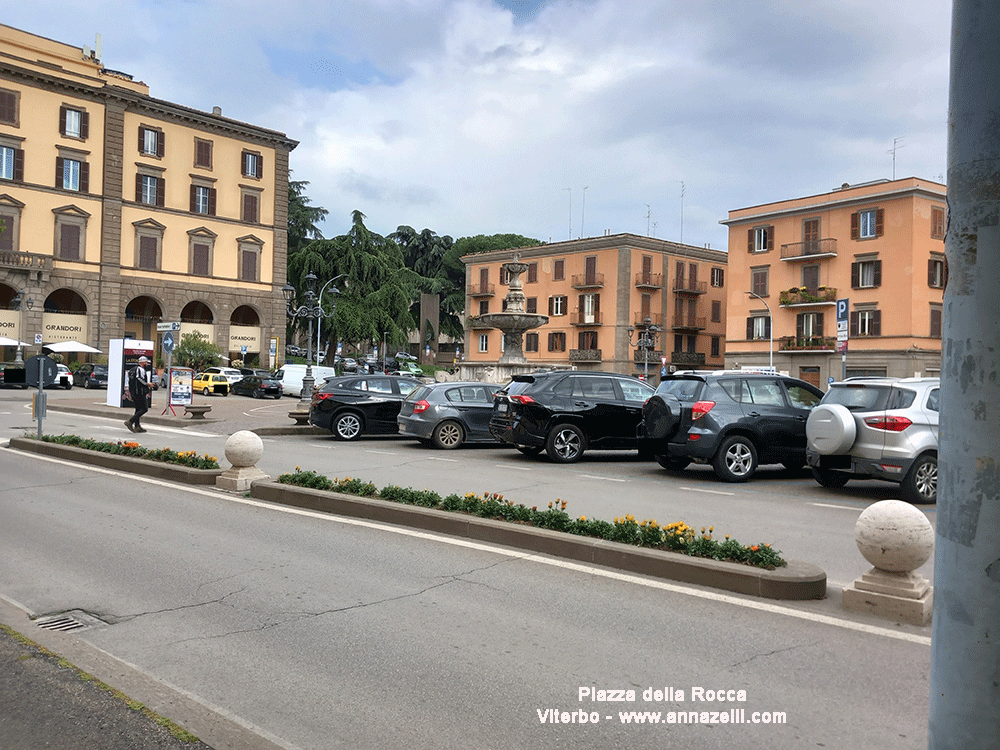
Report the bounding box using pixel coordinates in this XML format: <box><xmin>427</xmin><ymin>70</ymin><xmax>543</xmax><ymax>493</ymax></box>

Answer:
<box><xmin>928</xmin><ymin>2</ymin><xmax>1000</xmax><ymax>747</ymax></box>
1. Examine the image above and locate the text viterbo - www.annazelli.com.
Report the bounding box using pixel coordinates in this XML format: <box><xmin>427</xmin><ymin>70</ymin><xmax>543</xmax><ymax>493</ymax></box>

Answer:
<box><xmin>536</xmin><ymin>686</ymin><xmax>787</xmax><ymax>726</ymax></box>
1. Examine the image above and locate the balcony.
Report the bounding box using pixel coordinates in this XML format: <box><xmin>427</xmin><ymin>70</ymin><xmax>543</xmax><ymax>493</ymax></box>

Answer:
<box><xmin>570</xmin><ymin>311</ymin><xmax>602</xmax><ymax>326</ymax></box>
<box><xmin>778</xmin><ymin>335</ymin><xmax>836</xmax><ymax>351</ymax></box>
<box><xmin>780</xmin><ymin>238</ymin><xmax>838</xmax><ymax>261</ymax></box>
<box><xmin>633</xmin><ymin>348</ymin><xmax>665</xmax><ymax>364</ymax></box>
<box><xmin>673</xmin><ymin>279</ymin><xmax>707</xmax><ymax>294</ymax></box>
<box><xmin>633</xmin><ymin>312</ymin><xmax>663</xmax><ymax>327</ymax></box>
<box><xmin>571</xmin><ymin>273</ymin><xmax>605</xmax><ymax>290</ymax></box>
<box><xmin>0</xmin><ymin>250</ymin><xmax>52</xmax><ymax>275</ymax></box>
<box><xmin>671</xmin><ymin>351</ymin><xmax>706</xmax><ymax>367</ymax></box>
<box><xmin>635</xmin><ymin>272</ymin><xmax>663</xmax><ymax>289</ymax></box>
<box><xmin>778</xmin><ymin>286</ymin><xmax>838</xmax><ymax>307</ymax></box>
<box><xmin>672</xmin><ymin>316</ymin><xmax>706</xmax><ymax>332</ymax></box>
<box><xmin>569</xmin><ymin>348</ymin><xmax>602</xmax><ymax>363</ymax></box>
<box><xmin>468</xmin><ymin>283</ymin><xmax>495</xmax><ymax>297</ymax></box>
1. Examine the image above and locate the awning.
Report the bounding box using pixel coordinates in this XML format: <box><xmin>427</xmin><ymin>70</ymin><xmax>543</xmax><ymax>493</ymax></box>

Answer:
<box><xmin>42</xmin><ymin>340</ymin><xmax>102</xmax><ymax>353</ymax></box>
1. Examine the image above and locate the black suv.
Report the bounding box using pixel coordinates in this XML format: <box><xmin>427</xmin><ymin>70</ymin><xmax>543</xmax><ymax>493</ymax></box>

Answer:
<box><xmin>489</xmin><ymin>370</ymin><xmax>655</xmax><ymax>462</ymax></box>
<box><xmin>641</xmin><ymin>371</ymin><xmax>824</xmax><ymax>482</ymax></box>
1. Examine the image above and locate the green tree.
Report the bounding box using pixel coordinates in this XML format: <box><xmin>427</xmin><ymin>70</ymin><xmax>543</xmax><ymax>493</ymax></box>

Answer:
<box><xmin>390</xmin><ymin>226</ymin><xmax>464</xmax><ymax>338</ymax></box>
<box><xmin>173</xmin><ymin>332</ymin><xmax>224</xmax><ymax>373</ymax></box>
<box><xmin>287</xmin><ymin>179</ymin><xmax>328</xmax><ymax>254</ymax></box>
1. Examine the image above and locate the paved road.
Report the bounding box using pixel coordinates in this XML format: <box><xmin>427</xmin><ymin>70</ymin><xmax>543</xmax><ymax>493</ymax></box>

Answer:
<box><xmin>0</xmin><ymin>446</ymin><xmax>931</xmax><ymax>749</ymax></box>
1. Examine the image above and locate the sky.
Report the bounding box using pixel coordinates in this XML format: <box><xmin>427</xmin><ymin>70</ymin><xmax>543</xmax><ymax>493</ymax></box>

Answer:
<box><xmin>7</xmin><ymin>0</ymin><xmax>951</xmax><ymax>251</ymax></box>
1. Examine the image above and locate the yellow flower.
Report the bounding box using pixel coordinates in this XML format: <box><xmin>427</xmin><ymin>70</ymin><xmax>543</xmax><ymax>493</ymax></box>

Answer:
<box><xmin>579</xmin><ymin>516</ymin><xmax>587</xmax><ymax>521</ymax></box>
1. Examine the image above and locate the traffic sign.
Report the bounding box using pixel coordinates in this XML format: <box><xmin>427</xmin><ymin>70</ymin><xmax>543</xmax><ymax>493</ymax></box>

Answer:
<box><xmin>162</xmin><ymin>331</ymin><xmax>175</xmax><ymax>353</ymax></box>
<box><xmin>157</xmin><ymin>321</ymin><xmax>181</xmax><ymax>332</ymax></box>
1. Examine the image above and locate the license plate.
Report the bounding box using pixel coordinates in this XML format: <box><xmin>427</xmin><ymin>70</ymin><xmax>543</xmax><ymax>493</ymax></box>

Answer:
<box><xmin>497</xmin><ymin>402</ymin><xmax>508</xmax><ymax>413</ymax></box>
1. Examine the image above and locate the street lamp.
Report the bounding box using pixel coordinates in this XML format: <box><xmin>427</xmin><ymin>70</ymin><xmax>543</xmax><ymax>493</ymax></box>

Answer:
<box><xmin>284</xmin><ymin>272</ymin><xmax>336</xmax><ymax>408</ymax></box>
<box><xmin>11</xmin><ymin>290</ymin><xmax>33</xmax><ymax>365</ymax></box>
<box><xmin>745</xmin><ymin>291</ymin><xmax>773</xmax><ymax>371</ymax></box>
<box><xmin>315</xmin><ymin>274</ymin><xmax>346</xmax><ymax>365</ymax></box>
<box><xmin>627</xmin><ymin>317</ymin><xmax>661</xmax><ymax>382</ymax></box>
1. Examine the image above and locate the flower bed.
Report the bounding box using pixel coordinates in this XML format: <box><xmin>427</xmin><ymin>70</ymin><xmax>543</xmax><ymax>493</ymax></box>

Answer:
<box><xmin>277</xmin><ymin>469</ymin><xmax>785</xmax><ymax>570</ymax></box>
<box><xmin>38</xmin><ymin>434</ymin><xmax>220</xmax><ymax>469</ymax></box>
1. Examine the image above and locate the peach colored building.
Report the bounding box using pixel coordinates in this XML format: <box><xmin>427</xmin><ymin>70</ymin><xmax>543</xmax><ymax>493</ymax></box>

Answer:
<box><xmin>720</xmin><ymin>178</ymin><xmax>946</xmax><ymax>386</ymax></box>
<box><xmin>462</xmin><ymin>234</ymin><xmax>728</xmax><ymax>379</ymax></box>
<box><xmin>0</xmin><ymin>25</ymin><xmax>296</xmax><ymax>367</ymax></box>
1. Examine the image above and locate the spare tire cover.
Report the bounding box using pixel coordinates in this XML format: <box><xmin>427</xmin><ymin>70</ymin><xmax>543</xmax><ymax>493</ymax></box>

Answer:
<box><xmin>806</xmin><ymin>403</ymin><xmax>857</xmax><ymax>455</ymax></box>
<box><xmin>644</xmin><ymin>394</ymin><xmax>681</xmax><ymax>441</ymax></box>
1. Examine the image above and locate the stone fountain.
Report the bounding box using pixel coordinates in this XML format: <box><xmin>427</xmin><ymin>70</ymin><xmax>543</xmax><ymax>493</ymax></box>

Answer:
<box><xmin>461</xmin><ymin>257</ymin><xmax>549</xmax><ymax>382</ymax></box>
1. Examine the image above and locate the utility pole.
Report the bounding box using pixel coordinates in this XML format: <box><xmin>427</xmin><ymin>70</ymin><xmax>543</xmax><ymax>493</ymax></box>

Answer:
<box><xmin>581</xmin><ymin>186</ymin><xmax>588</xmax><ymax>239</ymax></box>
<box><xmin>563</xmin><ymin>188</ymin><xmax>572</xmax><ymax>240</ymax></box>
<box><xmin>928</xmin><ymin>2</ymin><xmax>1000</xmax><ymax>747</ymax></box>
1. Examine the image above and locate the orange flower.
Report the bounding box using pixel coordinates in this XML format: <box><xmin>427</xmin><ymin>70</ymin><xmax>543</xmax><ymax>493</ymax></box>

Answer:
<box><xmin>750</xmin><ymin>545</ymin><xmax>759</xmax><ymax>552</ymax></box>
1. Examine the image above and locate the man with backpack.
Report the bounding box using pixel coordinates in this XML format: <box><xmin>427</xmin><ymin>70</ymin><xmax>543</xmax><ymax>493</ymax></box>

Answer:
<box><xmin>124</xmin><ymin>356</ymin><xmax>152</xmax><ymax>433</ymax></box>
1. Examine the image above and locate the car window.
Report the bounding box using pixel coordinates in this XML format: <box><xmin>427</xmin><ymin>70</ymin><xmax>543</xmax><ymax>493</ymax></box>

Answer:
<box><xmin>367</xmin><ymin>378</ymin><xmax>393</xmax><ymax>394</ymax></box>
<box><xmin>746</xmin><ymin>379</ymin><xmax>786</xmax><ymax>406</ymax></box>
<box><xmin>926</xmin><ymin>388</ymin><xmax>939</xmax><ymax>412</ymax></box>
<box><xmin>824</xmin><ymin>384</ymin><xmax>891</xmax><ymax>411</ymax></box>
<box><xmin>556</xmin><ymin>376</ymin><xmax>616</xmax><ymax>399</ymax></box>
<box><xmin>718</xmin><ymin>378</ymin><xmax>748</xmax><ymax>403</ymax></box>
<box><xmin>786</xmin><ymin>384</ymin><xmax>821</xmax><ymax>408</ymax></box>
<box><xmin>887</xmin><ymin>387</ymin><xmax>917</xmax><ymax>410</ymax></box>
<box><xmin>407</xmin><ymin>386</ymin><xmax>431</xmax><ymax>402</ymax></box>
<box><xmin>455</xmin><ymin>386</ymin><xmax>489</xmax><ymax>402</ymax></box>
<box><xmin>655</xmin><ymin>378</ymin><xmax>703</xmax><ymax>400</ymax></box>
<box><xmin>618</xmin><ymin>379</ymin><xmax>654</xmax><ymax>403</ymax></box>
<box><xmin>396</xmin><ymin>379</ymin><xmax>419</xmax><ymax>396</ymax></box>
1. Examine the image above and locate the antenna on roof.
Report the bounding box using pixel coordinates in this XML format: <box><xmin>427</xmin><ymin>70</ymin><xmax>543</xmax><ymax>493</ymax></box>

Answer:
<box><xmin>888</xmin><ymin>137</ymin><xmax>905</xmax><ymax>180</ymax></box>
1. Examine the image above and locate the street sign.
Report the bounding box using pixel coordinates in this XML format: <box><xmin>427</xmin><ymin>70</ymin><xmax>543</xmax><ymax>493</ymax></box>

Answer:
<box><xmin>162</xmin><ymin>331</ymin><xmax>174</xmax><ymax>353</ymax></box>
<box><xmin>661</xmin><ymin>356</ymin><xmax>668</xmax><ymax>365</ymax></box>
<box><xmin>34</xmin><ymin>333</ymin><xmax>42</xmax><ymax>345</ymax></box>
<box><xmin>156</xmin><ymin>321</ymin><xmax>181</xmax><ymax>332</ymax></box>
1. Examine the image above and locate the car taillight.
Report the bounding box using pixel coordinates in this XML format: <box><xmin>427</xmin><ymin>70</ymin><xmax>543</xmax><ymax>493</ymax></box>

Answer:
<box><xmin>509</xmin><ymin>394</ymin><xmax>535</xmax><ymax>405</ymax></box>
<box><xmin>691</xmin><ymin>401</ymin><xmax>715</xmax><ymax>421</ymax></box>
<box><xmin>413</xmin><ymin>399</ymin><xmax>430</xmax><ymax>414</ymax></box>
<box><xmin>864</xmin><ymin>415</ymin><xmax>913</xmax><ymax>431</ymax></box>
<box><xmin>312</xmin><ymin>392</ymin><xmax>333</xmax><ymax>403</ymax></box>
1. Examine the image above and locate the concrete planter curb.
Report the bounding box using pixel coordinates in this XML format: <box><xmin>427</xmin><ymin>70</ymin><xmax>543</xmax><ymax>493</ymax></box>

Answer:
<box><xmin>250</xmin><ymin>480</ymin><xmax>827</xmax><ymax>601</ymax></box>
<box><xmin>8</xmin><ymin>437</ymin><xmax>224</xmax><ymax>485</ymax></box>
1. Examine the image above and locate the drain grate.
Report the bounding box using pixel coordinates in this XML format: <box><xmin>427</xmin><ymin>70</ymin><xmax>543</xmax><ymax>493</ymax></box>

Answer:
<box><xmin>35</xmin><ymin>610</ymin><xmax>106</xmax><ymax>633</ymax></box>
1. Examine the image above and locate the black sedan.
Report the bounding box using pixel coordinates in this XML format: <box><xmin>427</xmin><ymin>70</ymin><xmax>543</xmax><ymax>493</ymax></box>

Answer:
<box><xmin>309</xmin><ymin>375</ymin><xmax>422</xmax><ymax>440</ymax></box>
<box><xmin>397</xmin><ymin>382</ymin><xmax>502</xmax><ymax>449</ymax></box>
<box><xmin>231</xmin><ymin>373</ymin><xmax>282</xmax><ymax>399</ymax></box>
<box><xmin>72</xmin><ymin>363</ymin><xmax>109</xmax><ymax>389</ymax></box>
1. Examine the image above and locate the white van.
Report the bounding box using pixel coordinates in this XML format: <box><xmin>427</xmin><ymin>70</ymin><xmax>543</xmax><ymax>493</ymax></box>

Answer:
<box><xmin>274</xmin><ymin>363</ymin><xmax>339</xmax><ymax>397</ymax></box>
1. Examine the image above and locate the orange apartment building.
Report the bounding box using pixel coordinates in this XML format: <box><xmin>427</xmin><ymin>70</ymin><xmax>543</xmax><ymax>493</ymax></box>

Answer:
<box><xmin>720</xmin><ymin>177</ymin><xmax>946</xmax><ymax>387</ymax></box>
<box><xmin>462</xmin><ymin>234</ymin><xmax>728</xmax><ymax>379</ymax></box>
<box><xmin>0</xmin><ymin>25</ymin><xmax>296</xmax><ymax>368</ymax></box>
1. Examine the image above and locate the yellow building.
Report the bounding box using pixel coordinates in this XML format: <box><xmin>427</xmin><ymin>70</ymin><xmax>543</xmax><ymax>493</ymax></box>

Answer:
<box><xmin>463</xmin><ymin>234</ymin><xmax>728</xmax><ymax>379</ymax></box>
<box><xmin>721</xmin><ymin>178</ymin><xmax>946</xmax><ymax>386</ymax></box>
<box><xmin>0</xmin><ymin>24</ymin><xmax>296</xmax><ymax>367</ymax></box>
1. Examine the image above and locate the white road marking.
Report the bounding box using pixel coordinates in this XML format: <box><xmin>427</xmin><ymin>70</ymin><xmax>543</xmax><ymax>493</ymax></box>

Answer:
<box><xmin>811</xmin><ymin>502</ymin><xmax>862</xmax><ymax>511</ymax></box>
<box><xmin>579</xmin><ymin>474</ymin><xmax>627</xmax><ymax>483</ymax></box>
<box><xmin>496</xmin><ymin>464</ymin><xmax>533</xmax><ymax>471</ymax></box>
<box><xmin>426</xmin><ymin>456</ymin><xmax>459</xmax><ymax>462</ymax></box>
<box><xmin>365</xmin><ymin>450</ymin><xmax>397</xmax><ymax>455</ymax></box>
<box><xmin>679</xmin><ymin>486</ymin><xmax>735</xmax><ymax>496</ymax></box>
<box><xmin>11</xmin><ymin>450</ymin><xmax>932</xmax><ymax>646</ymax></box>
<box><xmin>58</xmin><ymin>413</ymin><xmax>216</xmax><ymax>437</ymax></box>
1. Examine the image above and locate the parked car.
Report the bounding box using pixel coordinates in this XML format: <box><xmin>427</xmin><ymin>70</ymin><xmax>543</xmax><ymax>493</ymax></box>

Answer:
<box><xmin>806</xmin><ymin>377</ymin><xmax>939</xmax><ymax>503</ymax></box>
<box><xmin>150</xmin><ymin>371</ymin><xmax>160</xmax><ymax>390</ymax></box>
<box><xmin>641</xmin><ymin>371</ymin><xmax>824</xmax><ymax>482</ymax></box>
<box><xmin>192</xmin><ymin>372</ymin><xmax>230</xmax><ymax>396</ymax></box>
<box><xmin>52</xmin><ymin>364</ymin><xmax>73</xmax><ymax>389</ymax></box>
<box><xmin>490</xmin><ymin>370</ymin><xmax>656</xmax><ymax>463</ymax></box>
<box><xmin>205</xmin><ymin>366</ymin><xmax>244</xmax><ymax>385</ymax></box>
<box><xmin>72</xmin><ymin>363</ymin><xmax>108</xmax><ymax>389</ymax></box>
<box><xmin>398</xmin><ymin>382</ymin><xmax>502</xmax><ymax>449</ymax></box>
<box><xmin>309</xmin><ymin>374</ymin><xmax>422</xmax><ymax>440</ymax></box>
<box><xmin>338</xmin><ymin>357</ymin><xmax>358</xmax><ymax>373</ymax></box>
<box><xmin>231</xmin><ymin>373</ymin><xmax>282</xmax><ymax>399</ymax></box>
<box><xmin>275</xmin><ymin>363</ymin><xmax>339</xmax><ymax>397</ymax></box>
<box><xmin>0</xmin><ymin>362</ymin><xmax>28</xmax><ymax>389</ymax></box>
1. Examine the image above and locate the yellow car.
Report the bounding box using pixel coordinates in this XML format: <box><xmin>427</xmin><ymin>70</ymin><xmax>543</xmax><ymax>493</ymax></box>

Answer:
<box><xmin>192</xmin><ymin>372</ymin><xmax>230</xmax><ymax>396</ymax></box>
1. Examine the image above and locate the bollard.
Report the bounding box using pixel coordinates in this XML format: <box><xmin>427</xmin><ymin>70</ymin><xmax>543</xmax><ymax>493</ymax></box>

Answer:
<box><xmin>215</xmin><ymin>430</ymin><xmax>269</xmax><ymax>492</ymax></box>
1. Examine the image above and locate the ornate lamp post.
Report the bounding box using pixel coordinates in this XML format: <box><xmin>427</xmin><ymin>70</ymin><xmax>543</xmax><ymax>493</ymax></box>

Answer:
<box><xmin>627</xmin><ymin>317</ymin><xmax>660</xmax><ymax>382</ymax></box>
<box><xmin>745</xmin><ymin>291</ymin><xmax>773</xmax><ymax>371</ymax></box>
<box><xmin>283</xmin><ymin>272</ymin><xmax>336</xmax><ymax>408</ymax></box>
<box><xmin>11</xmin><ymin>289</ymin><xmax>33</xmax><ymax>365</ymax></box>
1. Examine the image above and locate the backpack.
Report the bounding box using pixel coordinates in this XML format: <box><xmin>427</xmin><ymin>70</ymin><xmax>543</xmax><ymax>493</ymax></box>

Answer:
<box><xmin>128</xmin><ymin>365</ymin><xmax>148</xmax><ymax>398</ymax></box>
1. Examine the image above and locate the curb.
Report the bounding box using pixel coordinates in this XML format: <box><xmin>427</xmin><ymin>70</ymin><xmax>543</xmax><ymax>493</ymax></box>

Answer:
<box><xmin>250</xmin><ymin>480</ymin><xmax>827</xmax><ymax>601</ymax></box>
<box><xmin>6</xmin><ymin>436</ymin><xmax>827</xmax><ymax>601</ymax></box>
<box><xmin>8</xmin><ymin>437</ymin><xmax>223</xmax><ymax>485</ymax></box>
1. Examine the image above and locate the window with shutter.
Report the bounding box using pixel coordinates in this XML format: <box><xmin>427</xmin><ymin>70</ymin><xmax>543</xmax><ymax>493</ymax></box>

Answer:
<box><xmin>553</xmin><ymin>259</ymin><xmax>565</xmax><ymax>280</ymax></box>
<box><xmin>525</xmin><ymin>333</ymin><xmax>539</xmax><ymax>353</ymax></box>
<box><xmin>195</xmin><ymin>139</ymin><xmax>213</xmax><ymax>168</ymax></box>
<box><xmin>59</xmin><ymin>223</ymin><xmax>80</xmax><ymax>260</ymax></box>
<box><xmin>241</xmin><ymin>249</ymin><xmax>257</xmax><ymax>281</ymax></box>
<box><xmin>0</xmin><ymin>213</ymin><xmax>12</xmax><ymax>252</ymax></box>
<box><xmin>930</xmin><ymin>307</ymin><xmax>942</xmax><ymax>338</ymax></box>
<box><xmin>192</xmin><ymin>243</ymin><xmax>210</xmax><ymax>276</ymax></box>
<box><xmin>242</xmin><ymin>193</ymin><xmax>259</xmax><ymax>223</ymax></box>
<box><xmin>526</xmin><ymin>297</ymin><xmax>537</xmax><ymax>314</ymax></box>
<box><xmin>750</xmin><ymin>267</ymin><xmax>768</xmax><ymax>297</ymax></box>
<box><xmin>711</xmin><ymin>300</ymin><xmax>721</xmax><ymax>323</ymax></box>
<box><xmin>0</xmin><ymin>89</ymin><xmax>17</xmax><ymax>125</ymax></box>
<box><xmin>928</xmin><ymin>257</ymin><xmax>946</xmax><ymax>288</ymax></box>
<box><xmin>931</xmin><ymin>206</ymin><xmax>945</xmax><ymax>239</ymax></box>
<box><xmin>711</xmin><ymin>337</ymin><xmax>720</xmax><ymax>357</ymax></box>
<box><xmin>527</xmin><ymin>263</ymin><xmax>537</xmax><ymax>283</ymax></box>
<box><xmin>478</xmin><ymin>300</ymin><xmax>489</xmax><ymax>315</ymax></box>
<box><xmin>138</xmin><ymin>235</ymin><xmax>158</xmax><ymax>270</ymax></box>
<box><xmin>749</xmin><ymin>226</ymin><xmax>772</xmax><ymax>253</ymax></box>
<box><xmin>711</xmin><ymin>267</ymin><xmax>724</xmax><ymax>287</ymax></box>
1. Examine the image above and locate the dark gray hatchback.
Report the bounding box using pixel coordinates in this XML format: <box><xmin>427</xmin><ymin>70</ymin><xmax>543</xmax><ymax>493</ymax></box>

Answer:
<box><xmin>641</xmin><ymin>371</ymin><xmax>824</xmax><ymax>482</ymax></box>
<box><xmin>397</xmin><ymin>381</ymin><xmax>502</xmax><ymax>449</ymax></box>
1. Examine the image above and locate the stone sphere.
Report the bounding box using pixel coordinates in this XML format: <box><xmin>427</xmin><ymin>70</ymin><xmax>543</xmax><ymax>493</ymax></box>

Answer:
<box><xmin>224</xmin><ymin>430</ymin><xmax>264</xmax><ymax>468</ymax></box>
<box><xmin>855</xmin><ymin>500</ymin><xmax>934</xmax><ymax>573</ymax></box>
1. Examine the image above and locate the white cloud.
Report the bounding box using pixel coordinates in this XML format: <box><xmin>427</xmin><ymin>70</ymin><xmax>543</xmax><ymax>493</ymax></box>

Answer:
<box><xmin>5</xmin><ymin>0</ymin><xmax>950</xmax><ymax>248</ymax></box>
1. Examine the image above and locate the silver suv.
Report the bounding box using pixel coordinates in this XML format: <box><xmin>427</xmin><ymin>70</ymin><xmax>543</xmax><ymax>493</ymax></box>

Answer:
<box><xmin>805</xmin><ymin>377</ymin><xmax>939</xmax><ymax>503</ymax></box>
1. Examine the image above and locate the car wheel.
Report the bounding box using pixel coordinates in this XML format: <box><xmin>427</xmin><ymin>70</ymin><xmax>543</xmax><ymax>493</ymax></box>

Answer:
<box><xmin>64</xmin><ymin>382</ymin><xmax>72</xmax><ymax>390</ymax></box>
<box><xmin>432</xmin><ymin>421</ymin><xmax>464</xmax><ymax>450</ymax></box>
<box><xmin>810</xmin><ymin>467</ymin><xmax>851</xmax><ymax>488</ymax></box>
<box><xmin>333</xmin><ymin>412</ymin><xmax>363</xmax><ymax>441</ymax></box>
<box><xmin>202</xmin><ymin>387</ymin><xmax>211</xmax><ymax>396</ymax></box>
<box><xmin>902</xmin><ymin>454</ymin><xmax>937</xmax><ymax>504</ymax></box>
<box><xmin>274</xmin><ymin>393</ymin><xmax>282</xmax><ymax>399</ymax></box>
<box><xmin>85</xmin><ymin>380</ymin><xmax>93</xmax><ymax>389</ymax></box>
<box><xmin>546</xmin><ymin>424</ymin><xmax>586</xmax><ymax>463</ymax></box>
<box><xmin>516</xmin><ymin>446</ymin><xmax>543</xmax><ymax>456</ymax></box>
<box><xmin>713</xmin><ymin>435</ymin><xmax>758</xmax><ymax>482</ymax></box>
<box><xmin>253</xmin><ymin>388</ymin><xmax>264</xmax><ymax>399</ymax></box>
<box><xmin>655</xmin><ymin>455</ymin><xmax>691</xmax><ymax>471</ymax></box>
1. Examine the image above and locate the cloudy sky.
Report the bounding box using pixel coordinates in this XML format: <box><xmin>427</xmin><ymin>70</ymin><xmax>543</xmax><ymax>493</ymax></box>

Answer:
<box><xmin>8</xmin><ymin>0</ymin><xmax>950</xmax><ymax>251</ymax></box>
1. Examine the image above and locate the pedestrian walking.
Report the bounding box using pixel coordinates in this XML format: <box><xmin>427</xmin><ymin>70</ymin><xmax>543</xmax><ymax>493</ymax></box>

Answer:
<box><xmin>124</xmin><ymin>356</ymin><xmax>152</xmax><ymax>433</ymax></box>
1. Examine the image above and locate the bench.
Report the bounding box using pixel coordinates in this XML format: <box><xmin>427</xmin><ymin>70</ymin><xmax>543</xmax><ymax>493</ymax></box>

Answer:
<box><xmin>184</xmin><ymin>405</ymin><xmax>212</xmax><ymax>419</ymax></box>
